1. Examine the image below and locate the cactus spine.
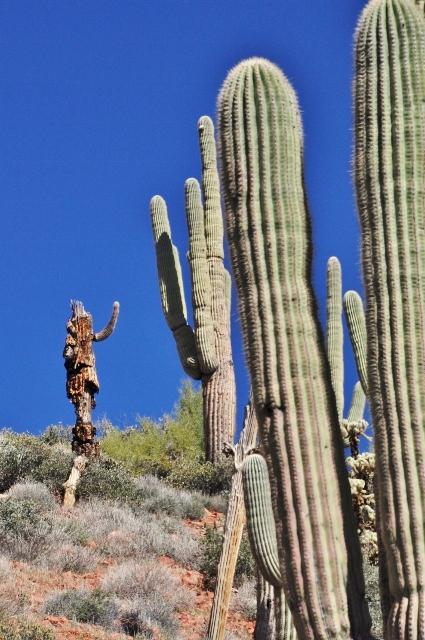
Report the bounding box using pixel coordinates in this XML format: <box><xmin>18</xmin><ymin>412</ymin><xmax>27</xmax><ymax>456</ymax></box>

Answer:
<box><xmin>355</xmin><ymin>0</ymin><xmax>425</xmax><ymax>636</ymax></box>
<box><xmin>150</xmin><ymin>117</ymin><xmax>236</xmax><ymax>462</ymax></box>
<box><xmin>218</xmin><ymin>57</ymin><xmax>370</xmax><ymax>639</ymax></box>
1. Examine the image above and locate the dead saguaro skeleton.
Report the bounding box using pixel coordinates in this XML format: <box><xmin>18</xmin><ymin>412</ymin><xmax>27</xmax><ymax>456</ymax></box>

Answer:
<box><xmin>62</xmin><ymin>300</ymin><xmax>119</xmax><ymax>507</ymax></box>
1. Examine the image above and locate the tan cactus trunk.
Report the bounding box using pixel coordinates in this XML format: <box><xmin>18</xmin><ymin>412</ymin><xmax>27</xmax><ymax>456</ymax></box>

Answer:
<box><xmin>206</xmin><ymin>399</ymin><xmax>257</xmax><ymax>640</ymax></box>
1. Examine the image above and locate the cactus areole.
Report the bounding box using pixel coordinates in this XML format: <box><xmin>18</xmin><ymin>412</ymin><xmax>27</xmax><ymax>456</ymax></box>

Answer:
<box><xmin>218</xmin><ymin>57</ymin><xmax>371</xmax><ymax>639</ymax></box>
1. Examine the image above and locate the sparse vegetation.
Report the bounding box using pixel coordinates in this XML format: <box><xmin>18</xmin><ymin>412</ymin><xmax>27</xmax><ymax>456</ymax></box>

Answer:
<box><xmin>44</xmin><ymin>588</ymin><xmax>117</xmax><ymax>627</ymax></box>
<box><xmin>200</xmin><ymin>524</ymin><xmax>254</xmax><ymax>592</ymax></box>
<box><xmin>0</xmin><ymin>620</ymin><xmax>55</xmax><ymax>640</ymax></box>
<box><xmin>0</xmin><ymin>388</ymin><xmax>254</xmax><ymax>639</ymax></box>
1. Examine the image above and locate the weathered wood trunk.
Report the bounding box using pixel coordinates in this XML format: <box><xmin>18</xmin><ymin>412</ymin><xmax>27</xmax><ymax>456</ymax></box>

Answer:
<box><xmin>205</xmin><ymin>398</ymin><xmax>258</xmax><ymax>640</ymax></box>
<box><xmin>62</xmin><ymin>300</ymin><xmax>119</xmax><ymax>507</ymax></box>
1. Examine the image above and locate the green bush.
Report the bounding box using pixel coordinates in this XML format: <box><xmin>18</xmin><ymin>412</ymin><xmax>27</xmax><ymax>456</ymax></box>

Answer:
<box><xmin>28</xmin><ymin>447</ymin><xmax>75</xmax><ymax>496</ymax></box>
<box><xmin>199</xmin><ymin>524</ymin><xmax>255</xmax><ymax>591</ymax></box>
<box><xmin>165</xmin><ymin>458</ymin><xmax>234</xmax><ymax>495</ymax></box>
<box><xmin>76</xmin><ymin>457</ymin><xmax>141</xmax><ymax>504</ymax></box>
<box><xmin>0</xmin><ymin>499</ymin><xmax>48</xmax><ymax>535</ymax></box>
<box><xmin>101</xmin><ymin>381</ymin><xmax>205</xmax><ymax>478</ymax></box>
<box><xmin>39</xmin><ymin>423</ymin><xmax>73</xmax><ymax>446</ymax></box>
<box><xmin>0</xmin><ymin>620</ymin><xmax>55</xmax><ymax>640</ymax></box>
<box><xmin>44</xmin><ymin>587</ymin><xmax>117</xmax><ymax>627</ymax></box>
<box><xmin>0</xmin><ymin>430</ymin><xmax>73</xmax><ymax>496</ymax></box>
<box><xmin>0</xmin><ymin>498</ymin><xmax>52</xmax><ymax>561</ymax></box>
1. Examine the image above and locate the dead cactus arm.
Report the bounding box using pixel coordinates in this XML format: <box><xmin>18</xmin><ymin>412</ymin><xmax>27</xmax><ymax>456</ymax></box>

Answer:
<box><xmin>93</xmin><ymin>301</ymin><xmax>120</xmax><ymax>342</ymax></box>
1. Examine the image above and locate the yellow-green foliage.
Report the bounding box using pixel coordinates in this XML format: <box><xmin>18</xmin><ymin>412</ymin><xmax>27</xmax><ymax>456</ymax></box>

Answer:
<box><xmin>101</xmin><ymin>380</ymin><xmax>204</xmax><ymax>476</ymax></box>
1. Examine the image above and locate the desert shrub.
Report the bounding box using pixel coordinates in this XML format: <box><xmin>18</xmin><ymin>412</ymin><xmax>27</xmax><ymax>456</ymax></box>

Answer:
<box><xmin>103</xmin><ymin>559</ymin><xmax>192</xmax><ymax>639</ymax></box>
<box><xmin>0</xmin><ymin>430</ymin><xmax>73</xmax><ymax>496</ymax></box>
<box><xmin>118</xmin><ymin>597</ymin><xmax>179</xmax><ymax>638</ymax></box>
<box><xmin>44</xmin><ymin>587</ymin><xmax>117</xmax><ymax>627</ymax></box>
<box><xmin>200</xmin><ymin>525</ymin><xmax>254</xmax><ymax>591</ymax></box>
<box><xmin>51</xmin><ymin>518</ymin><xmax>90</xmax><ymax>546</ymax></box>
<box><xmin>47</xmin><ymin>545</ymin><xmax>100</xmax><ymax>573</ymax></box>
<box><xmin>101</xmin><ymin>381</ymin><xmax>204</xmax><ymax>478</ymax></box>
<box><xmin>165</xmin><ymin>457</ymin><xmax>234</xmax><ymax>495</ymax></box>
<box><xmin>0</xmin><ymin>498</ymin><xmax>52</xmax><ymax>561</ymax></box>
<box><xmin>139</xmin><ymin>477</ymin><xmax>204</xmax><ymax>519</ymax></box>
<box><xmin>102</xmin><ymin>558</ymin><xmax>193</xmax><ymax>609</ymax></box>
<box><xmin>74</xmin><ymin>499</ymin><xmax>200</xmax><ymax>568</ymax></box>
<box><xmin>0</xmin><ymin>556</ymin><xmax>31</xmax><ymax>619</ymax></box>
<box><xmin>40</xmin><ymin>423</ymin><xmax>73</xmax><ymax>446</ymax></box>
<box><xmin>0</xmin><ymin>620</ymin><xmax>55</xmax><ymax>640</ymax></box>
<box><xmin>231</xmin><ymin>577</ymin><xmax>257</xmax><ymax>621</ymax></box>
<box><xmin>6</xmin><ymin>482</ymin><xmax>56</xmax><ymax>510</ymax></box>
<box><xmin>0</xmin><ymin>498</ymin><xmax>49</xmax><ymax>533</ymax></box>
<box><xmin>76</xmin><ymin>457</ymin><xmax>141</xmax><ymax>504</ymax></box>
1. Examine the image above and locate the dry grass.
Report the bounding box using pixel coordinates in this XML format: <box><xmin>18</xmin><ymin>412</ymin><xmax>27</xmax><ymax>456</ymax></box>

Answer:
<box><xmin>231</xmin><ymin>578</ymin><xmax>256</xmax><ymax>621</ymax></box>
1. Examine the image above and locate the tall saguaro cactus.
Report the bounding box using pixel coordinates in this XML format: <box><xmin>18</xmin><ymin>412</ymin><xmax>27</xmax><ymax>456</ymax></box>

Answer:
<box><xmin>355</xmin><ymin>0</ymin><xmax>425</xmax><ymax>636</ymax></box>
<box><xmin>217</xmin><ymin>58</ymin><xmax>371</xmax><ymax>639</ymax></box>
<box><xmin>150</xmin><ymin>117</ymin><xmax>236</xmax><ymax>463</ymax></box>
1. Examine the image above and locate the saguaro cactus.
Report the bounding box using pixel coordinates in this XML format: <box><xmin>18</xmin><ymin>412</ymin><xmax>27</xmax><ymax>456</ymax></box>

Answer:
<box><xmin>218</xmin><ymin>57</ymin><xmax>371</xmax><ymax>639</ymax></box>
<box><xmin>325</xmin><ymin>258</ymin><xmax>369</xmax><ymax>454</ymax></box>
<box><xmin>355</xmin><ymin>0</ymin><xmax>425</xmax><ymax>636</ymax></box>
<box><xmin>242</xmin><ymin>453</ymin><xmax>297</xmax><ymax>640</ymax></box>
<box><xmin>150</xmin><ymin>116</ymin><xmax>236</xmax><ymax>462</ymax></box>
<box><xmin>343</xmin><ymin>290</ymin><xmax>368</xmax><ymax>396</ymax></box>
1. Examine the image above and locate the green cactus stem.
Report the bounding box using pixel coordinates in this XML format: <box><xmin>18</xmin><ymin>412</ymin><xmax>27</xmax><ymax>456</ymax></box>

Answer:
<box><xmin>150</xmin><ymin>116</ymin><xmax>236</xmax><ymax>462</ymax></box>
<box><xmin>218</xmin><ymin>57</ymin><xmax>370</xmax><ymax>639</ymax></box>
<box><xmin>242</xmin><ymin>453</ymin><xmax>297</xmax><ymax>639</ymax></box>
<box><xmin>343</xmin><ymin>291</ymin><xmax>368</xmax><ymax>396</ymax></box>
<box><xmin>326</xmin><ymin>257</ymin><xmax>344</xmax><ymax>422</ymax></box>
<box><xmin>242</xmin><ymin>453</ymin><xmax>284</xmax><ymax>588</ymax></box>
<box><xmin>347</xmin><ymin>382</ymin><xmax>367</xmax><ymax>425</ymax></box>
<box><xmin>275</xmin><ymin>588</ymin><xmax>298</xmax><ymax>640</ymax></box>
<box><xmin>355</xmin><ymin>0</ymin><xmax>425</xmax><ymax>635</ymax></box>
<box><xmin>150</xmin><ymin>196</ymin><xmax>201</xmax><ymax>380</ymax></box>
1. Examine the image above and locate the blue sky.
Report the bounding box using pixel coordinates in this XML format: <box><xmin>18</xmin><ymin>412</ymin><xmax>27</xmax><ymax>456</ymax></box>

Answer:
<box><xmin>0</xmin><ymin>0</ymin><xmax>369</xmax><ymax>436</ymax></box>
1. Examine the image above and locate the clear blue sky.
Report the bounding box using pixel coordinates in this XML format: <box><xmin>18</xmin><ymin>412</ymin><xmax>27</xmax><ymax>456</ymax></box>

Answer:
<box><xmin>0</xmin><ymin>0</ymin><xmax>369</xmax><ymax>436</ymax></box>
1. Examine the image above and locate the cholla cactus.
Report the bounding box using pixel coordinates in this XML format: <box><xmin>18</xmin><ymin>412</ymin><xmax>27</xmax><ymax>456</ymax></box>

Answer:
<box><xmin>150</xmin><ymin>117</ymin><xmax>236</xmax><ymax>463</ymax></box>
<box><xmin>347</xmin><ymin>452</ymin><xmax>377</xmax><ymax>565</ymax></box>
